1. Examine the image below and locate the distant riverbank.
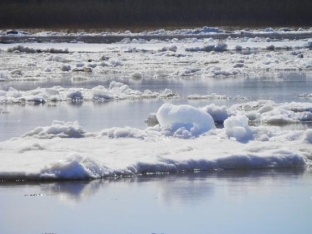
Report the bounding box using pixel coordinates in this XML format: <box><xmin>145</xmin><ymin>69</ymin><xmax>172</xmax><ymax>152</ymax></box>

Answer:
<box><xmin>1</xmin><ymin>0</ymin><xmax>311</xmax><ymax>29</ymax></box>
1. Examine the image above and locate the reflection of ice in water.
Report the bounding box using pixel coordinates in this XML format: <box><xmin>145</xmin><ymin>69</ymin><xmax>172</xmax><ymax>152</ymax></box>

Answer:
<box><xmin>152</xmin><ymin>169</ymin><xmax>307</xmax><ymax>207</ymax></box>
<box><xmin>154</xmin><ymin>174</ymin><xmax>215</xmax><ymax>207</ymax></box>
<box><xmin>38</xmin><ymin>180</ymin><xmax>105</xmax><ymax>206</ymax></box>
<box><xmin>0</xmin><ymin>168</ymin><xmax>310</xmax><ymax>234</ymax></box>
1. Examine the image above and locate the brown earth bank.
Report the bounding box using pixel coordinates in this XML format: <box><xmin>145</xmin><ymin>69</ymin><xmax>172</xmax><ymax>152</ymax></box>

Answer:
<box><xmin>0</xmin><ymin>0</ymin><xmax>311</xmax><ymax>29</ymax></box>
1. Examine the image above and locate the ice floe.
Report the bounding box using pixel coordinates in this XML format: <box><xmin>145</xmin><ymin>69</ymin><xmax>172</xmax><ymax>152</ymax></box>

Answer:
<box><xmin>0</xmin><ymin>102</ymin><xmax>311</xmax><ymax>180</ymax></box>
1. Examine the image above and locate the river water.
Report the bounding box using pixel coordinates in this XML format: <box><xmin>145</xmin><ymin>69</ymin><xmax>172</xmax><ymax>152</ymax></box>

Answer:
<box><xmin>1</xmin><ymin>169</ymin><xmax>312</xmax><ymax>234</ymax></box>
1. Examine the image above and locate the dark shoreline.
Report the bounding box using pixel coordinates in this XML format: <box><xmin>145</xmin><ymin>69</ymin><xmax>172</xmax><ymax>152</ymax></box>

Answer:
<box><xmin>1</xmin><ymin>31</ymin><xmax>312</xmax><ymax>44</ymax></box>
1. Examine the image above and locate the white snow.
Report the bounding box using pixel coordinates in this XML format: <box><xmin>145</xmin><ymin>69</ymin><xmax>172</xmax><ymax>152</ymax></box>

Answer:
<box><xmin>224</xmin><ymin>115</ymin><xmax>254</xmax><ymax>142</ymax></box>
<box><xmin>156</xmin><ymin>103</ymin><xmax>216</xmax><ymax>137</ymax></box>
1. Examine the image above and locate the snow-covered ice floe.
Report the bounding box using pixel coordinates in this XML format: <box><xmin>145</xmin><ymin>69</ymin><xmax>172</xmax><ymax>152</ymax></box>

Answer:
<box><xmin>0</xmin><ymin>103</ymin><xmax>311</xmax><ymax>181</ymax></box>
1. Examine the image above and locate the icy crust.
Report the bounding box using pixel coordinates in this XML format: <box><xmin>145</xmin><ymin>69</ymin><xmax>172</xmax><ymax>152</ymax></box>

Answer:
<box><xmin>0</xmin><ymin>103</ymin><xmax>311</xmax><ymax>180</ymax></box>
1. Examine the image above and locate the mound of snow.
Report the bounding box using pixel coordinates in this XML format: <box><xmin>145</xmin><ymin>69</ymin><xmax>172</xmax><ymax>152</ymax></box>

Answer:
<box><xmin>40</xmin><ymin>154</ymin><xmax>110</xmax><ymax>179</ymax></box>
<box><xmin>224</xmin><ymin>115</ymin><xmax>254</xmax><ymax>142</ymax></box>
<box><xmin>156</xmin><ymin>103</ymin><xmax>216</xmax><ymax>138</ymax></box>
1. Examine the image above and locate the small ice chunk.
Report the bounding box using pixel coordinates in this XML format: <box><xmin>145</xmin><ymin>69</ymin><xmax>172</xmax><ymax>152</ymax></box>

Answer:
<box><xmin>214</xmin><ymin>42</ymin><xmax>228</xmax><ymax>52</ymax></box>
<box><xmin>131</xmin><ymin>72</ymin><xmax>143</xmax><ymax>80</ymax></box>
<box><xmin>304</xmin><ymin>129</ymin><xmax>312</xmax><ymax>143</ymax></box>
<box><xmin>67</xmin><ymin>90</ymin><xmax>83</xmax><ymax>100</ymax></box>
<box><xmin>224</xmin><ymin>115</ymin><xmax>253</xmax><ymax>142</ymax></box>
<box><xmin>61</xmin><ymin>65</ymin><xmax>71</xmax><ymax>71</ymax></box>
<box><xmin>156</xmin><ymin>103</ymin><xmax>216</xmax><ymax>137</ymax></box>
<box><xmin>201</xmin><ymin>104</ymin><xmax>229</xmax><ymax>123</ymax></box>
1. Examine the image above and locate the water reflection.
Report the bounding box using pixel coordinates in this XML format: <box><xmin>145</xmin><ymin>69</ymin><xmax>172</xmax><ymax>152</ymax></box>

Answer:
<box><xmin>1</xmin><ymin>168</ymin><xmax>311</xmax><ymax>234</ymax></box>
<box><xmin>0</xmin><ymin>168</ymin><xmax>307</xmax><ymax>206</ymax></box>
<box><xmin>39</xmin><ymin>180</ymin><xmax>104</xmax><ymax>203</ymax></box>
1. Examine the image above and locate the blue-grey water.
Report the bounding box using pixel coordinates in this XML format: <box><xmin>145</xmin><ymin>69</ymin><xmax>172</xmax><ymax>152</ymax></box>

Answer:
<box><xmin>1</xmin><ymin>169</ymin><xmax>312</xmax><ymax>234</ymax></box>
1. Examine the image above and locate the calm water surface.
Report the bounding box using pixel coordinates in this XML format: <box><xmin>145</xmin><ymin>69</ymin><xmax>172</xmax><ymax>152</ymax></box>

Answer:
<box><xmin>1</xmin><ymin>169</ymin><xmax>312</xmax><ymax>234</ymax></box>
